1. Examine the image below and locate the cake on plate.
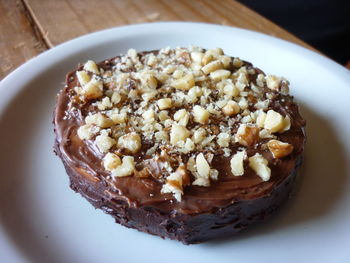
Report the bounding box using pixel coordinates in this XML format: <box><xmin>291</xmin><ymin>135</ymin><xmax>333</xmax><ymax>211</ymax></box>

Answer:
<box><xmin>54</xmin><ymin>46</ymin><xmax>306</xmax><ymax>244</ymax></box>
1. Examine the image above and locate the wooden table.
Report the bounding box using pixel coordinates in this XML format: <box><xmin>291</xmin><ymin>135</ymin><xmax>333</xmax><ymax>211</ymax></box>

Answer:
<box><xmin>0</xmin><ymin>0</ymin><xmax>318</xmax><ymax>80</ymax></box>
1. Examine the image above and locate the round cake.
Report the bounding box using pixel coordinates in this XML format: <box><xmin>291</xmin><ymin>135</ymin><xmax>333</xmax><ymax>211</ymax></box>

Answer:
<box><xmin>54</xmin><ymin>46</ymin><xmax>306</xmax><ymax>244</ymax></box>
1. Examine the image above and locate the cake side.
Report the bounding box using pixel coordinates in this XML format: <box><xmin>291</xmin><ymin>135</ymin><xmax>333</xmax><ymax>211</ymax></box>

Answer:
<box><xmin>55</xmin><ymin>137</ymin><xmax>301</xmax><ymax>244</ymax></box>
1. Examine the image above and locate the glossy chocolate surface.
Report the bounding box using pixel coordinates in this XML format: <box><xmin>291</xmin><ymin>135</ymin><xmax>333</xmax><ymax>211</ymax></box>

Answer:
<box><xmin>54</xmin><ymin>53</ymin><xmax>306</xmax><ymax>215</ymax></box>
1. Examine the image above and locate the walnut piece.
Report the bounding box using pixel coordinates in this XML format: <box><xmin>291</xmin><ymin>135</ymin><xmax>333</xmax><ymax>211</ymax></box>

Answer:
<box><xmin>161</xmin><ymin>166</ymin><xmax>190</xmax><ymax>201</ymax></box>
<box><xmin>193</xmin><ymin>105</ymin><xmax>210</xmax><ymax>124</ymax></box>
<box><xmin>223</xmin><ymin>84</ymin><xmax>239</xmax><ymax>97</ymax></box>
<box><xmin>235</xmin><ymin>124</ymin><xmax>260</xmax><ymax>147</ymax></box>
<box><xmin>174</xmin><ymin>109</ymin><xmax>189</xmax><ymax>126</ymax></box>
<box><xmin>85</xmin><ymin>113</ymin><xmax>114</xmax><ymax>128</ymax></box>
<box><xmin>170</xmin><ymin>125</ymin><xmax>190</xmax><ymax>145</ymax></box>
<box><xmin>210</xmin><ymin>69</ymin><xmax>231</xmax><ymax>81</ymax></box>
<box><xmin>81</xmin><ymin>78</ymin><xmax>103</xmax><ymax>99</ymax></box>
<box><xmin>248</xmin><ymin>153</ymin><xmax>271</xmax><ymax>181</ymax></box>
<box><xmin>142</xmin><ymin>108</ymin><xmax>155</xmax><ymax>123</ymax></box>
<box><xmin>194</xmin><ymin>153</ymin><xmax>210</xmax><ymax>184</ymax></box>
<box><xmin>265</xmin><ymin>75</ymin><xmax>280</xmax><ymax>90</ymax></box>
<box><xmin>76</xmin><ymin>71</ymin><xmax>90</xmax><ymax>85</ymax></box>
<box><xmin>110</xmin><ymin>112</ymin><xmax>127</xmax><ymax>124</ymax></box>
<box><xmin>170</xmin><ymin>74</ymin><xmax>195</xmax><ymax>91</ymax></box>
<box><xmin>279</xmin><ymin>115</ymin><xmax>291</xmax><ymax>133</ymax></box>
<box><xmin>255</xmin><ymin>110</ymin><xmax>267</xmax><ymax>128</ymax></box>
<box><xmin>192</xmin><ymin>128</ymin><xmax>207</xmax><ymax>143</ymax></box>
<box><xmin>264</xmin><ymin>110</ymin><xmax>284</xmax><ymax>133</ymax></box>
<box><xmin>95</xmin><ymin>132</ymin><xmax>116</xmax><ymax>153</ymax></box>
<box><xmin>217</xmin><ymin>132</ymin><xmax>230</xmax><ymax>147</ymax></box>
<box><xmin>117</xmin><ymin>132</ymin><xmax>142</xmax><ymax>153</ymax></box>
<box><xmin>157</xmin><ymin>98</ymin><xmax>172</xmax><ymax>110</ymax></box>
<box><xmin>103</xmin><ymin>153</ymin><xmax>122</xmax><ymax>171</ymax></box>
<box><xmin>83</xmin><ymin>60</ymin><xmax>100</xmax><ymax>74</ymax></box>
<box><xmin>267</xmin><ymin>139</ymin><xmax>294</xmax><ymax>158</ymax></box>
<box><xmin>222</xmin><ymin>101</ymin><xmax>240</xmax><ymax>116</ymax></box>
<box><xmin>230</xmin><ymin>150</ymin><xmax>247</xmax><ymax>176</ymax></box>
<box><xmin>77</xmin><ymin>124</ymin><xmax>94</xmax><ymax>140</ymax></box>
<box><xmin>112</xmin><ymin>156</ymin><xmax>135</xmax><ymax>177</ymax></box>
<box><xmin>202</xmin><ymin>60</ymin><xmax>223</xmax><ymax>74</ymax></box>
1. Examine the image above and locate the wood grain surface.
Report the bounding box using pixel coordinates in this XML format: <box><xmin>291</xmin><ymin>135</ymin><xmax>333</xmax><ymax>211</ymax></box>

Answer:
<box><xmin>1</xmin><ymin>0</ymin><xmax>320</xmax><ymax>80</ymax></box>
<box><xmin>0</xmin><ymin>0</ymin><xmax>46</xmax><ymax>79</ymax></box>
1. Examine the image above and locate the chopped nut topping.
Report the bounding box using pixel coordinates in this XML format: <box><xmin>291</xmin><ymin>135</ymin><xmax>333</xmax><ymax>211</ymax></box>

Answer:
<box><xmin>69</xmin><ymin>46</ymin><xmax>297</xmax><ymax>202</ymax></box>
<box><xmin>223</xmin><ymin>84</ymin><xmax>239</xmax><ymax>97</ymax></box>
<box><xmin>192</xmin><ymin>127</ymin><xmax>207</xmax><ymax>143</ymax></box>
<box><xmin>110</xmin><ymin>111</ymin><xmax>127</xmax><ymax>124</ymax></box>
<box><xmin>95</xmin><ymin>132</ymin><xmax>116</xmax><ymax>153</ymax></box>
<box><xmin>217</xmin><ymin>132</ymin><xmax>231</xmax><ymax>147</ymax></box>
<box><xmin>192</xmin><ymin>177</ymin><xmax>210</xmax><ymax>187</ymax></box>
<box><xmin>256</xmin><ymin>110</ymin><xmax>267</xmax><ymax>128</ymax></box>
<box><xmin>161</xmin><ymin>166</ymin><xmax>189</xmax><ymax>201</ymax></box>
<box><xmin>222</xmin><ymin>101</ymin><xmax>240</xmax><ymax>116</ymax></box>
<box><xmin>259</xmin><ymin>129</ymin><xmax>275</xmax><ymax>139</ymax></box>
<box><xmin>191</xmin><ymin>51</ymin><xmax>204</xmax><ymax>64</ymax></box>
<box><xmin>112</xmin><ymin>156</ymin><xmax>135</xmax><ymax>177</ymax></box>
<box><xmin>76</xmin><ymin>71</ymin><xmax>91</xmax><ymax>86</ymax></box>
<box><xmin>265</xmin><ymin>75</ymin><xmax>280</xmax><ymax>90</ymax></box>
<box><xmin>232</xmin><ymin>57</ymin><xmax>243</xmax><ymax>67</ymax></box>
<box><xmin>161</xmin><ymin>174</ymin><xmax>183</xmax><ymax>201</ymax></box>
<box><xmin>193</xmin><ymin>153</ymin><xmax>211</xmax><ymax>186</ymax></box>
<box><xmin>142</xmin><ymin>108</ymin><xmax>155</xmax><ymax>123</ymax></box>
<box><xmin>210</xmin><ymin>69</ymin><xmax>231</xmax><ymax>81</ymax></box>
<box><xmin>81</xmin><ymin>78</ymin><xmax>103</xmax><ymax>99</ymax></box>
<box><xmin>170</xmin><ymin>125</ymin><xmax>190</xmax><ymax>145</ymax></box>
<box><xmin>170</xmin><ymin>74</ymin><xmax>195</xmax><ymax>91</ymax></box>
<box><xmin>193</xmin><ymin>105</ymin><xmax>210</xmax><ymax>124</ymax></box>
<box><xmin>264</xmin><ymin>110</ymin><xmax>285</xmax><ymax>133</ymax></box>
<box><xmin>248</xmin><ymin>153</ymin><xmax>271</xmax><ymax>181</ymax></box>
<box><xmin>202</xmin><ymin>60</ymin><xmax>223</xmax><ymax>74</ymax></box>
<box><xmin>280</xmin><ymin>115</ymin><xmax>291</xmax><ymax>133</ymax></box>
<box><xmin>103</xmin><ymin>153</ymin><xmax>122</xmax><ymax>171</ymax></box>
<box><xmin>85</xmin><ymin>113</ymin><xmax>114</xmax><ymax>128</ymax></box>
<box><xmin>202</xmin><ymin>53</ymin><xmax>214</xmax><ymax>66</ymax></box>
<box><xmin>154</xmin><ymin>130</ymin><xmax>169</xmax><ymax>142</ymax></box>
<box><xmin>111</xmin><ymin>92</ymin><xmax>121</xmax><ymax>104</ymax></box>
<box><xmin>267</xmin><ymin>139</ymin><xmax>294</xmax><ymax>158</ymax></box>
<box><xmin>117</xmin><ymin>132</ymin><xmax>142</xmax><ymax>154</ymax></box>
<box><xmin>174</xmin><ymin>109</ymin><xmax>189</xmax><ymax>126</ymax></box>
<box><xmin>77</xmin><ymin>124</ymin><xmax>94</xmax><ymax>140</ymax></box>
<box><xmin>187</xmin><ymin>86</ymin><xmax>202</xmax><ymax>103</ymax></box>
<box><xmin>83</xmin><ymin>60</ymin><xmax>100</xmax><ymax>74</ymax></box>
<box><xmin>157</xmin><ymin>98</ymin><xmax>172</xmax><ymax>110</ymax></box>
<box><xmin>235</xmin><ymin>124</ymin><xmax>260</xmax><ymax>147</ymax></box>
<box><xmin>196</xmin><ymin>153</ymin><xmax>210</xmax><ymax>178</ymax></box>
<box><xmin>182</xmin><ymin>138</ymin><xmax>195</xmax><ymax>153</ymax></box>
<box><xmin>230</xmin><ymin>150</ymin><xmax>247</xmax><ymax>176</ymax></box>
<box><xmin>158</xmin><ymin>110</ymin><xmax>169</xmax><ymax>121</ymax></box>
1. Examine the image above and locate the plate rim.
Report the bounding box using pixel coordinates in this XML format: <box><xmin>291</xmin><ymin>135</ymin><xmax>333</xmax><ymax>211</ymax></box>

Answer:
<box><xmin>0</xmin><ymin>21</ymin><xmax>350</xmax><ymax>263</ymax></box>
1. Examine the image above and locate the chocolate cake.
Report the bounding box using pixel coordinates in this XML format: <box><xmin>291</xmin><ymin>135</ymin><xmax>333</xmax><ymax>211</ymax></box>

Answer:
<box><xmin>54</xmin><ymin>46</ymin><xmax>306</xmax><ymax>244</ymax></box>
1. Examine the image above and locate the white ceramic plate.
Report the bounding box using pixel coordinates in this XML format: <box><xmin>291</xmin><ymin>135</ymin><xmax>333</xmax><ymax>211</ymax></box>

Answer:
<box><xmin>1</xmin><ymin>22</ymin><xmax>349</xmax><ymax>263</ymax></box>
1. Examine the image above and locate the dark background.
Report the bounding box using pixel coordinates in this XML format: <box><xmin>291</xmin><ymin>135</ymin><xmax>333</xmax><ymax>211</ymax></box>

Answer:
<box><xmin>238</xmin><ymin>0</ymin><xmax>350</xmax><ymax>65</ymax></box>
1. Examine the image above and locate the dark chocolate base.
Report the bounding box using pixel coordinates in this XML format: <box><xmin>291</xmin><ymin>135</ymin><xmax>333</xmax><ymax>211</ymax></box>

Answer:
<box><xmin>55</xmin><ymin>140</ymin><xmax>301</xmax><ymax>245</ymax></box>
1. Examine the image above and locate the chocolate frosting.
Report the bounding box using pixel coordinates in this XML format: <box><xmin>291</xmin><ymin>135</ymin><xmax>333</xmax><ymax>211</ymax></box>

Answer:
<box><xmin>54</xmin><ymin>55</ymin><xmax>306</xmax><ymax>215</ymax></box>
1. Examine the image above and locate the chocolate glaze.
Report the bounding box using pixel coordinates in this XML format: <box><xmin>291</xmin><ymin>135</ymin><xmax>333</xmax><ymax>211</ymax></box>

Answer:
<box><xmin>53</xmin><ymin>52</ymin><xmax>306</xmax><ymax>243</ymax></box>
<box><xmin>60</xmin><ymin>153</ymin><xmax>301</xmax><ymax>244</ymax></box>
